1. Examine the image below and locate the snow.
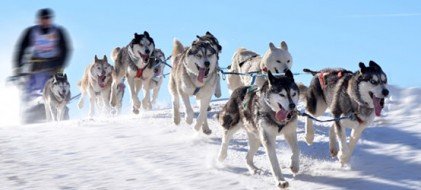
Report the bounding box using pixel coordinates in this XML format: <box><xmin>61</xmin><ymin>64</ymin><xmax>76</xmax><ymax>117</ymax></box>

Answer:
<box><xmin>0</xmin><ymin>85</ymin><xmax>420</xmax><ymax>190</ymax></box>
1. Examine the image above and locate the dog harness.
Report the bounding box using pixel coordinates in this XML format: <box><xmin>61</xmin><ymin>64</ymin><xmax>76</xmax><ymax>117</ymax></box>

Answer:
<box><xmin>318</xmin><ymin>71</ymin><xmax>345</xmax><ymax>90</ymax></box>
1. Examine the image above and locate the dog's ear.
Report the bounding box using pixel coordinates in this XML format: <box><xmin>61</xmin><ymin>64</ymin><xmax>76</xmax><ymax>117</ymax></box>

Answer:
<box><xmin>103</xmin><ymin>55</ymin><xmax>108</xmax><ymax>63</ymax></box>
<box><xmin>280</xmin><ymin>41</ymin><xmax>288</xmax><ymax>51</ymax></box>
<box><xmin>284</xmin><ymin>69</ymin><xmax>294</xmax><ymax>81</ymax></box>
<box><xmin>369</xmin><ymin>60</ymin><xmax>381</xmax><ymax>71</ymax></box>
<box><xmin>196</xmin><ymin>35</ymin><xmax>202</xmax><ymax>40</ymax></box>
<box><xmin>134</xmin><ymin>33</ymin><xmax>139</xmax><ymax>38</ymax></box>
<box><xmin>63</xmin><ymin>73</ymin><xmax>67</xmax><ymax>80</ymax></box>
<box><xmin>94</xmin><ymin>55</ymin><xmax>99</xmax><ymax>62</ymax></box>
<box><xmin>268</xmin><ymin>70</ymin><xmax>276</xmax><ymax>85</ymax></box>
<box><xmin>359</xmin><ymin>62</ymin><xmax>367</xmax><ymax>73</ymax></box>
<box><xmin>144</xmin><ymin>31</ymin><xmax>150</xmax><ymax>37</ymax></box>
<box><xmin>206</xmin><ymin>31</ymin><xmax>212</xmax><ymax>36</ymax></box>
<box><xmin>269</xmin><ymin>42</ymin><xmax>276</xmax><ymax>51</ymax></box>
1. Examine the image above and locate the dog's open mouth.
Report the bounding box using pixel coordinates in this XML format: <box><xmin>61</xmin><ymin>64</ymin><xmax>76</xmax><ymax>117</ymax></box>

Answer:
<box><xmin>275</xmin><ymin>103</ymin><xmax>293</xmax><ymax>122</ymax></box>
<box><xmin>196</xmin><ymin>64</ymin><xmax>210</xmax><ymax>83</ymax></box>
<box><xmin>138</xmin><ymin>51</ymin><xmax>149</xmax><ymax>62</ymax></box>
<box><xmin>98</xmin><ymin>75</ymin><xmax>107</xmax><ymax>88</ymax></box>
<box><xmin>369</xmin><ymin>92</ymin><xmax>385</xmax><ymax>117</ymax></box>
<box><xmin>59</xmin><ymin>92</ymin><xmax>67</xmax><ymax>98</ymax></box>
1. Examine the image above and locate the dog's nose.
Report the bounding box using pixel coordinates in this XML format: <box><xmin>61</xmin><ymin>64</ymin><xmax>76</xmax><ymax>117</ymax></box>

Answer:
<box><xmin>145</xmin><ymin>49</ymin><xmax>150</xmax><ymax>54</ymax></box>
<box><xmin>382</xmin><ymin>89</ymin><xmax>389</xmax><ymax>96</ymax></box>
<box><xmin>204</xmin><ymin>61</ymin><xmax>210</xmax><ymax>67</ymax></box>
<box><xmin>289</xmin><ymin>103</ymin><xmax>296</xmax><ymax>110</ymax></box>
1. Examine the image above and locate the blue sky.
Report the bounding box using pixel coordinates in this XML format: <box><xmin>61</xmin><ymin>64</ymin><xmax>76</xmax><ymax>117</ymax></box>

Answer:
<box><xmin>0</xmin><ymin>1</ymin><xmax>420</xmax><ymax>116</ymax></box>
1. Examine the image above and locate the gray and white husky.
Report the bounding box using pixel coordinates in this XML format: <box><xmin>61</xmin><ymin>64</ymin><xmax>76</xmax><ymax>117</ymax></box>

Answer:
<box><xmin>218</xmin><ymin>70</ymin><xmax>300</xmax><ymax>189</ymax></box>
<box><xmin>43</xmin><ymin>73</ymin><xmax>71</xmax><ymax>121</ymax></box>
<box><xmin>300</xmin><ymin>61</ymin><xmax>389</xmax><ymax>165</ymax></box>
<box><xmin>77</xmin><ymin>55</ymin><xmax>114</xmax><ymax>117</ymax></box>
<box><xmin>110</xmin><ymin>31</ymin><xmax>156</xmax><ymax>113</ymax></box>
<box><xmin>147</xmin><ymin>49</ymin><xmax>166</xmax><ymax>106</ymax></box>
<box><xmin>169</xmin><ymin>38</ymin><xmax>219</xmax><ymax>135</ymax></box>
<box><xmin>227</xmin><ymin>41</ymin><xmax>293</xmax><ymax>92</ymax></box>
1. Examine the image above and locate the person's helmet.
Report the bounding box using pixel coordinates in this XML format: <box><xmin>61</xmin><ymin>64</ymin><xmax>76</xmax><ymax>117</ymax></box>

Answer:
<box><xmin>37</xmin><ymin>8</ymin><xmax>54</xmax><ymax>19</ymax></box>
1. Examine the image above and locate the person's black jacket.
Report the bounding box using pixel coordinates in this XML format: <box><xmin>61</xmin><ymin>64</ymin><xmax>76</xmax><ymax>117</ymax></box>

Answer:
<box><xmin>14</xmin><ymin>25</ymin><xmax>71</xmax><ymax>70</ymax></box>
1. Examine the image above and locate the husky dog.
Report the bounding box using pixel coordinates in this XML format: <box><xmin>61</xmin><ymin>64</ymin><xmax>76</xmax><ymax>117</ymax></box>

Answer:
<box><xmin>194</xmin><ymin>31</ymin><xmax>222</xmax><ymax>98</ymax></box>
<box><xmin>227</xmin><ymin>41</ymin><xmax>293</xmax><ymax>92</ymax></box>
<box><xmin>218</xmin><ymin>70</ymin><xmax>300</xmax><ymax>188</ymax></box>
<box><xmin>110</xmin><ymin>31</ymin><xmax>156</xmax><ymax>113</ymax></box>
<box><xmin>300</xmin><ymin>61</ymin><xmax>389</xmax><ymax>165</ymax></box>
<box><xmin>169</xmin><ymin>38</ymin><xmax>218</xmax><ymax>135</ymax></box>
<box><xmin>43</xmin><ymin>73</ymin><xmax>71</xmax><ymax>121</ymax></box>
<box><xmin>148</xmin><ymin>49</ymin><xmax>166</xmax><ymax>106</ymax></box>
<box><xmin>77</xmin><ymin>55</ymin><xmax>114</xmax><ymax>117</ymax></box>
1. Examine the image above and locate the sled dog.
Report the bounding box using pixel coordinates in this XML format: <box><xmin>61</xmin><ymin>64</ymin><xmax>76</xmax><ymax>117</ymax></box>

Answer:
<box><xmin>77</xmin><ymin>55</ymin><xmax>114</xmax><ymax>117</ymax></box>
<box><xmin>110</xmin><ymin>31</ymin><xmax>156</xmax><ymax>113</ymax></box>
<box><xmin>218</xmin><ymin>70</ymin><xmax>300</xmax><ymax>189</ymax></box>
<box><xmin>300</xmin><ymin>61</ymin><xmax>389</xmax><ymax>165</ymax></box>
<box><xmin>43</xmin><ymin>73</ymin><xmax>71</xmax><ymax>121</ymax></box>
<box><xmin>227</xmin><ymin>42</ymin><xmax>293</xmax><ymax>93</ymax></box>
<box><xmin>169</xmin><ymin>38</ymin><xmax>218</xmax><ymax>135</ymax></box>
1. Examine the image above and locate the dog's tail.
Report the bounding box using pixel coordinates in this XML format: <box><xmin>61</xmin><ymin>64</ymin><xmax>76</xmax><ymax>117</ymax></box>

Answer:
<box><xmin>111</xmin><ymin>47</ymin><xmax>121</xmax><ymax>62</ymax></box>
<box><xmin>297</xmin><ymin>82</ymin><xmax>308</xmax><ymax>102</ymax></box>
<box><xmin>303</xmin><ymin>68</ymin><xmax>320</xmax><ymax>76</ymax></box>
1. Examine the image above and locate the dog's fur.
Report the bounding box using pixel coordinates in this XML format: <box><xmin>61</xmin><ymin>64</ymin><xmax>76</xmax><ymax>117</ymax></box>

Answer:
<box><xmin>169</xmin><ymin>38</ymin><xmax>219</xmax><ymax>135</ymax></box>
<box><xmin>77</xmin><ymin>55</ymin><xmax>114</xmax><ymax>117</ymax></box>
<box><xmin>147</xmin><ymin>49</ymin><xmax>166</xmax><ymax>106</ymax></box>
<box><xmin>300</xmin><ymin>61</ymin><xmax>389</xmax><ymax>165</ymax></box>
<box><xmin>218</xmin><ymin>70</ymin><xmax>300</xmax><ymax>188</ymax></box>
<box><xmin>43</xmin><ymin>73</ymin><xmax>71</xmax><ymax>121</ymax></box>
<box><xmin>194</xmin><ymin>32</ymin><xmax>223</xmax><ymax>98</ymax></box>
<box><xmin>110</xmin><ymin>31</ymin><xmax>156</xmax><ymax>113</ymax></box>
<box><xmin>227</xmin><ymin>41</ymin><xmax>293</xmax><ymax>92</ymax></box>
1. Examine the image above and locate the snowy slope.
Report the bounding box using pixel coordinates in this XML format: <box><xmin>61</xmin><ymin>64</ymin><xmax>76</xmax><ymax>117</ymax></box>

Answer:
<box><xmin>0</xmin><ymin>85</ymin><xmax>420</xmax><ymax>190</ymax></box>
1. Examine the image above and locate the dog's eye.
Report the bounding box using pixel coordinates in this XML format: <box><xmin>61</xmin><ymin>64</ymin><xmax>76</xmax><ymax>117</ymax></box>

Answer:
<box><xmin>279</xmin><ymin>94</ymin><xmax>285</xmax><ymax>97</ymax></box>
<box><xmin>97</xmin><ymin>67</ymin><xmax>101</xmax><ymax>70</ymax></box>
<box><xmin>196</xmin><ymin>54</ymin><xmax>202</xmax><ymax>58</ymax></box>
<box><xmin>292</xmin><ymin>92</ymin><xmax>297</xmax><ymax>97</ymax></box>
<box><xmin>287</xmin><ymin>60</ymin><xmax>291</xmax><ymax>63</ymax></box>
<box><xmin>276</xmin><ymin>60</ymin><xmax>281</xmax><ymax>63</ymax></box>
<box><xmin>370</xmin><ymin>79</ymin><xmax>378</xmax><ymax>85</ymax></box>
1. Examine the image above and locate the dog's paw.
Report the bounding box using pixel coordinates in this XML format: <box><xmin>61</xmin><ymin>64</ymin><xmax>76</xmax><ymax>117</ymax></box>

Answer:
<box><xmin>277</xmin><ymin>181</ymin><xmax>289</xmax><ymax>189</ymax></box>
<box><xmin>247</xmin><ymin>166</ymin><xmax>263</xmax><ymax>175</ymax></box>
<box><xmin>337</xmin><ymin>149</ymin><xmax>350</xmax><ymax>164</ymax></box>
<box><xmin>330</xmin><ymin>147</ymin><xmax>338</xmax><ymax>157</ymax></box>
<box><xmin>202</xmin><ymin>128</ymin><xmax>212</xmax><ymax>135</ymax></box>
<box><xmin>290</xmin><ymin>161</ymin><xmax>299</xmax><ymax>174</ymax></box>
<box><xmin>132</xmin><ymin>107</ymin><xmax>139</xmax><ymax>114</ymax></box>
<box><xmin>218</xmin><ymin>152</ymin><xmax>227</xmax><ymax>162</ymax></box>
<box><xmin>304</xmin><ymin>132</ymin><xmax>314</xmax><ymax>145</ymax></box>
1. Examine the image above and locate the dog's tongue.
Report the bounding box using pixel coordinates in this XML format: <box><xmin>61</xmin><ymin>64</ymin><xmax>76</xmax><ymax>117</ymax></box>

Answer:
<box><xmin>275</xmin><ymin>109</ymin><xmax>289</xmax><ymax>122</ymax></box>
<box><xmin>98</xmin><ymin>76</ymin><xmax>106</xmax><ymax>88</ymax></box>
<box><xmin>198</xmin><ymin>68</ymin><xmax>206</xmax><ymax>83</ymax></box>
<box><xmin>373</xmin><ymin>96</ymin><xmax>383</xmax><ymax>116</ymax></box>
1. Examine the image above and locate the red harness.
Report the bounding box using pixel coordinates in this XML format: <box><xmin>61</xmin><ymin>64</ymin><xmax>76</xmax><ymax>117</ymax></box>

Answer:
<box><xmin>136</xmin><ymin>68</ymin><xmax>144</xmax><ymax>78</ymax></box>
<box><xmin>318</xmin><ymin>71</ymin><xmax>344</xmax><ymax>90</ymax></box>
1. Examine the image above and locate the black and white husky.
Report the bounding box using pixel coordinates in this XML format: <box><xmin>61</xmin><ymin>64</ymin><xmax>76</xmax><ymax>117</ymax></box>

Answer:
<box><xmin>218</xmin><ymin>70</ymin><xmax>300</xmax><ymax>189</ymax></box>
<box><xmin>43</xmin><ymin>73</ymin><xmax>71</xmax><ymax>121</ymax></box>
<box><xmin>300</xmin><ymin>61</ymin><xmax>389</xmax><ymax>165</ymax></box>
<box><xmin>110</xmin><ymin>31</ymin><xmax>156</xmax><ymax>113</ymax></box>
